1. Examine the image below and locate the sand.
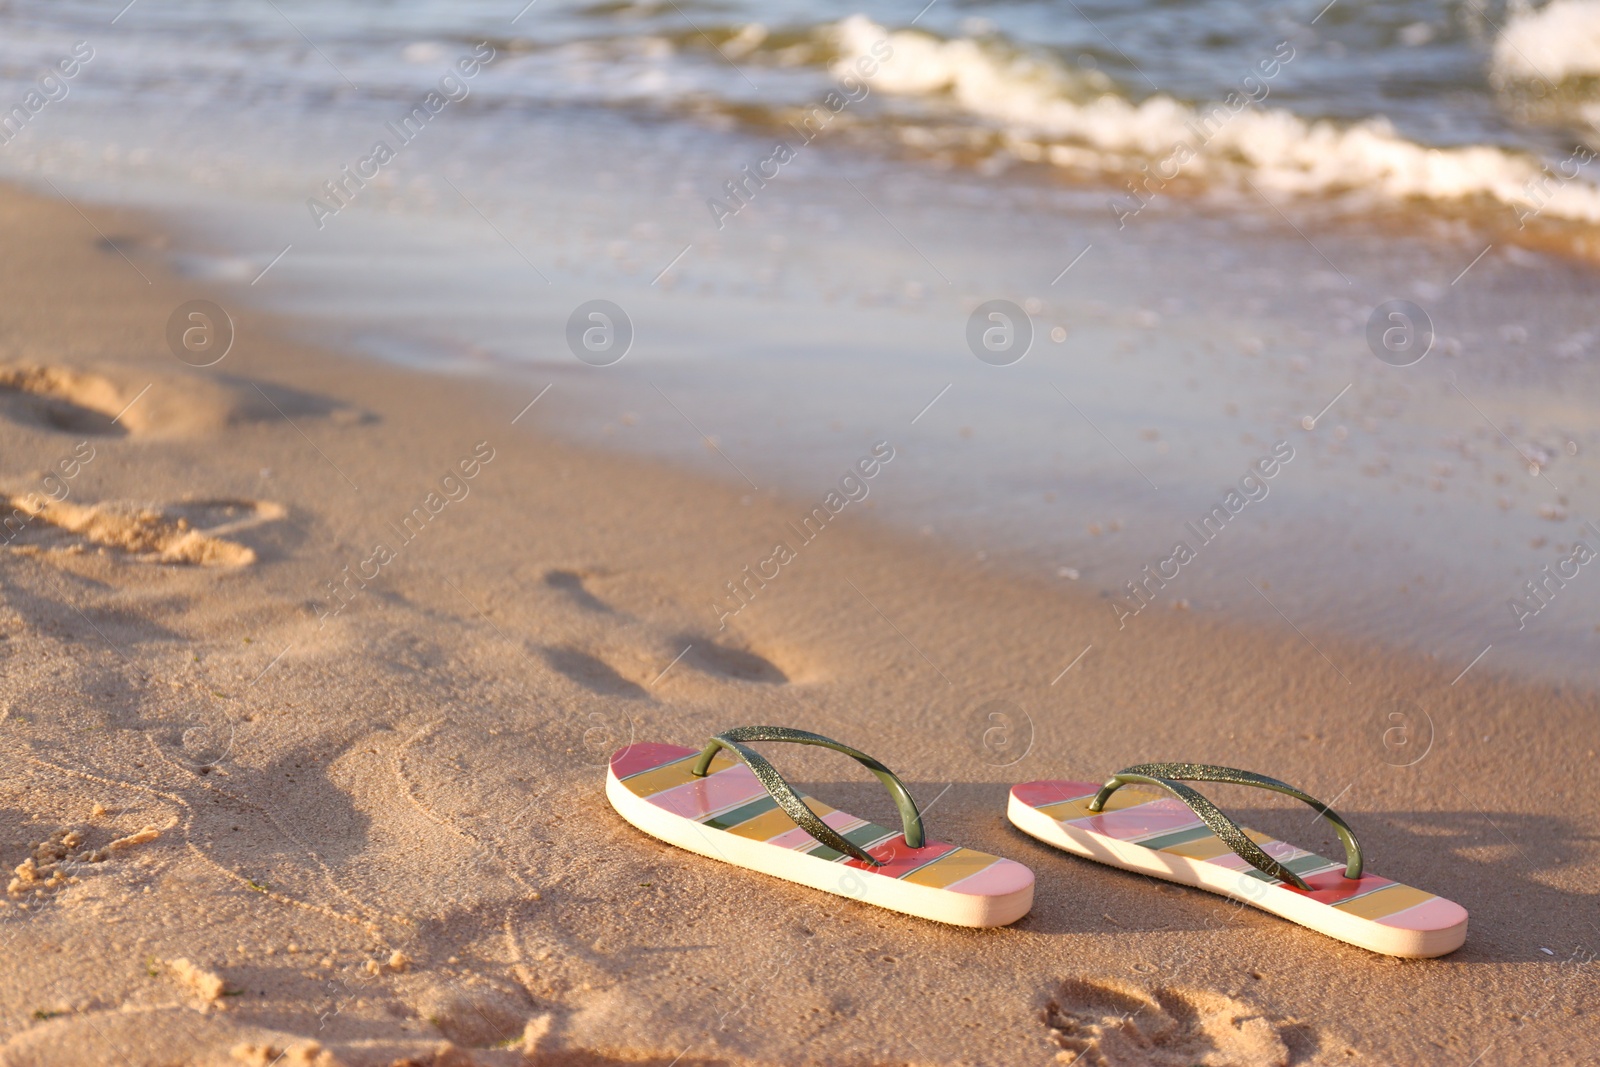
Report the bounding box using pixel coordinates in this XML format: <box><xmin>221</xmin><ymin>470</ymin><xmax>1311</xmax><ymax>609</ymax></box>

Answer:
<box><xmin>0</xmin><ymin>180</ymin><xmax>1595</xmax><ymax>1066</ymax></box>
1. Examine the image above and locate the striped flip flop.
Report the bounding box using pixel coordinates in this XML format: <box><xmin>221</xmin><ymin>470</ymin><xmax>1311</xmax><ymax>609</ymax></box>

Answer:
<box><xmin>607</xmin><ymin>727</ymin><xmax>1035</xmax><ymax>927</ymax></box>
<box><xmin>1008</xmin><ymin>764</ymin><xmax>1468</xmax><ymax>957</ymax></box>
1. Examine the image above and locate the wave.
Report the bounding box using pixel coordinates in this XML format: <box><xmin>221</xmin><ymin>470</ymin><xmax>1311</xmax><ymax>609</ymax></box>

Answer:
<box><xmin>1494</xmin><ymin>0</ymin><xmax>1600</xmax><ymax>82</ymax></box>
<box><xmin>819</xmin><ymin>16</ymin><xmax>1600</xmax><ymax>227</ymax></box>
<box><xmin>9</xmin><ymin>1</ymin><xmax>1600</xmax><ymax>237</ymax></box>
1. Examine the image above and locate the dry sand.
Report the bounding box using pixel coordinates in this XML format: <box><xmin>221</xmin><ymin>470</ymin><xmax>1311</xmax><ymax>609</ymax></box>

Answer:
<box><xmin>0</xmin><ymin>182</ymin><xmax>1595</xmax><ymax>1065</ymax></box>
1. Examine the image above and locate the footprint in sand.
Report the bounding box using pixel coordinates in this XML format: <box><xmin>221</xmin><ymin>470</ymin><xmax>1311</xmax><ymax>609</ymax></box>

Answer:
<box><xmin>542</xmin><ymin>645</ymin><xmax>650</xmax><ymax>700</ymax></box>
<box><xmin>0</xmin><ymin>365</ymin><xmax>133</xmax><ymax>437</ymax></box>
<box><xmin>676</xmin><ymin>633</ymin><xmax>789</xmax><ymax>684</ymax></box>
<box><xmin>543</xmin><ymin>568</ymin><xmax>617</xmax><ymax>614</ymax></box>
<box><xmin>1042</xmin><ymin>976</ymin><xmax>1296</xmax><ymax>1067</ymax></box>
<box><xmin>2</xmin><ymin>496</ymin><xmax>285</xmax><ymax>566</ymax></box>
<box><xmin>532</xmin><ymin>568</ymin><xmax>803</xmax><ymax>691</ymax></box>
<box><xmin>0</xmin><ymin>361</ymin><xmax>370</xmax><ymax>439</ymax></box>
<box><xmin>540</xmin><ymin>636</ymin><xmax>793</xmax><ymax>700</ymax></box>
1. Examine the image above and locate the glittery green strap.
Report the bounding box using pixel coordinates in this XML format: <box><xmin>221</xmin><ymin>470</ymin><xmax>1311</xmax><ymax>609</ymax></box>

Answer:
<box><xmin>1089</xmin><ymin>763</ymin><xmax>1363</xmax><ymax>891</ymax></box>
<box><xmin>691</xmin><ymin>726</ymin><xmax>926</xmax><ymax>867</ymax></box>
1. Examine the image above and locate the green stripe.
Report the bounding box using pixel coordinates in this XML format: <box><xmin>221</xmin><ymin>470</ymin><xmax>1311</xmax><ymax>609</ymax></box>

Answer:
<box><xmin>803</xmin><ymin>821</ymin><xmax>897</xmax><ymax>862</ymax></box>
<box><xmin>1284</xmin><ymin>851</ymin><xmax>1335</xmax><ymax>874</ymax></box>
<box><xmin>702</xmin><ymin>795</ymin><xmax>779</xmax><ymax>830</ymax></box>
<box><xmin>1138</xmin><ymin>822</ymin><xmax>1212</xmax><ymax>852</ymax></box>
<box><xmin>1241</xmin><ymin>850</ymin><xmax>1338</xmax><ymax>883</ymax></box>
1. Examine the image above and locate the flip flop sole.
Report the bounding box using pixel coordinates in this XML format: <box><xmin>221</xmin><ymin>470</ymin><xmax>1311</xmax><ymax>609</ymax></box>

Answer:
<box><xmin>608</xmin><ymin>743</ymin><xmax>1034</xmax><ymax>927</ymax></box>
<box><xmin>1009</xmin><ymin>780</ymin><xmax>1467</xmax><ymax>958</ymax></box>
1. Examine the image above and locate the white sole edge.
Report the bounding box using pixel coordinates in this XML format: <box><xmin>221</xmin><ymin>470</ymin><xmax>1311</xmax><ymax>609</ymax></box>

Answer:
<box><xmin>608</xmin><ymin>770</ymin><xmax>1033</xmax><ymax>928</ymax></box>
<box><xmin>1007</xmin><ymin>793</ymin><xmax>1466</xmax><ymax>958</ymax></box>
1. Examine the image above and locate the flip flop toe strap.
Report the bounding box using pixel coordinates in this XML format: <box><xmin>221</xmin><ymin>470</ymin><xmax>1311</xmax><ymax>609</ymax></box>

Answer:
<box><xmin>691</xmin><ymin>726</ymin><xmax>926</xmax><ymax>867</ymax></box>
<box><xmin>1088</xmin><ymin>762</ymin><xmax>1363</xmax><ymax>891</ymax></box>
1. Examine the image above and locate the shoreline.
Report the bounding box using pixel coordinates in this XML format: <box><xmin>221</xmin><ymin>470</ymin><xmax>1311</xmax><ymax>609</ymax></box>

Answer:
<box><xmin>1</xmin><ymin>180</ymin><xmax>1597</xmax><ymax>1063</ymax></box>
<box><xmin>14</xmin><ymin>59</ymin><xmax>1597</xmax><ymax>695</ymax></box>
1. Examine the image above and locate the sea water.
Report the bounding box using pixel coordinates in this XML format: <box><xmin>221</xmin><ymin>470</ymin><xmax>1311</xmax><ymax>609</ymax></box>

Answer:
<box><xmin>0</xmin><ymin>0</ymin><xmax>1596</xmax><ymax>685</ymax></box>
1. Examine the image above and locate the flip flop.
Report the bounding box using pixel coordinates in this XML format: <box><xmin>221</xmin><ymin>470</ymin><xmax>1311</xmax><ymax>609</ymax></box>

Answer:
<box><xmin>1008</xmin><ymin>763</ymin><xmax>1467</xmax><ymax>957</ymax></box>
<box><xmin>607</xmin><ymin>726</ymin><xmax>1035</xmax><ymax>927</ymax></box>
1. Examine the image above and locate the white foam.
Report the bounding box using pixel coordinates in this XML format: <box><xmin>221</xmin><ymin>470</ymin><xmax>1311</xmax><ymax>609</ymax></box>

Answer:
<box><xmin>1494</xmin><ymin>0</ymin><xmax>1600</xmax><ymax>82</ymax></box>
<box><xmin>831</xmin><ymin>15</ymin><xmax>1600</xmax><ymax>226</ymax></box>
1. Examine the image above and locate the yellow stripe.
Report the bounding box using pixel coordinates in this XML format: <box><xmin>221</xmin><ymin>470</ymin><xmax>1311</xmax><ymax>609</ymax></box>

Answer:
<box><xmin>1040</xmin><ymin>787</ymin><xmax>1159</xmax><ymax>821</ymax></box>
<box><xmin>900</xmin><ymin>848</ymin><xmax>998</xmax><ymax>889</ymax></box>
<box><xmin>622</xmin><ymin>752</ymin><xmax>738</xmax><ymax>797</ymax></box>
<box><xmin>720</xmin><ymin>796</ymin><xmax>835</xmax><ymax>841</ymax></box>
<box><xmin>1158</xmin><ymin>833</ymin><xmax>1234</xmax><ymax>861</ymax></box>
<box><xmin>1333</xmin><ymin>883</ymin><xmax>1434</xmax><ymax>919</ymax></box>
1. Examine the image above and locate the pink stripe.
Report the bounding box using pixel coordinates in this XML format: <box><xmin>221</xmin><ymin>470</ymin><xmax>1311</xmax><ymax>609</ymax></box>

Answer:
<box><xmin>1067</xmin><ymin>797</ymin><xmax>1201</xmax><ymax>841</ymax></box>
<box><xmin>647</xmin><ymin>765</ymin><xmax>768</xmax><ymax>820</ymax></box>
<box><xmin>766</xmin><ymin>809</ymin><xmax>860</xmax><ymax>851</ymax></box>
<box><xmin>944</xmin><ymin>858</ymin><xmax>1036</xmax><ymax>898</ymax></box>
<box><xmin>1376</xmin><ymin>895</ymin><xmax>1469</xmax><ymax>932</ymax></box>
<box><xmin>612</xmin><ymin>743</ymin><xmax>693</xmax><ymax>779</ymax></box>
<box><xmin>1011</xmin><ymin>780</ymin><xmax>1099</xmax><ymax>809</ymax></box>
<box><xmin>1205</xmin><ymin>851</ymin><xmax>1255</xmax><ymax>873</ymax></box>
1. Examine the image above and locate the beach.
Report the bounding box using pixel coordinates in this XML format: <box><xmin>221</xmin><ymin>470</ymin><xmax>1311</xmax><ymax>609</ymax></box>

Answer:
<box><xmin>4</xmin><ymin>0</ymin><xmax>1600</xmax><ymax>1062</ymax></box>
<box><xmin>0</xmin><ymin>179</ymin><xmax>1596</xmax><ymax>1064</ymax></box>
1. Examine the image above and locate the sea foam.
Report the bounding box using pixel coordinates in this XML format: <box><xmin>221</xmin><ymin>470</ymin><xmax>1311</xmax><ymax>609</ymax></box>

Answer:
<box><xmin>830</xmin><ymin>15</ymin><xmax>1600</xmax><ymax>226</ymax></box>
<box><xmin>1494</xmin><ymin>0</ymin><xmax>1600</xmax><ymax>82</ymax></box>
